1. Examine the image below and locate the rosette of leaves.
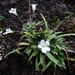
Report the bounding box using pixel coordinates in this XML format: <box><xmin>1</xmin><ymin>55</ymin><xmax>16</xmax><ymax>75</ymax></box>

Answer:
<box><xmin>4</xmin><ymin>14</ymin><xmax>75</xmax><ymax>71</ymax></box>
<box><xmin>22</xmin><ymin>21</ymin><xmax>43</xmax><ymax>32</ymax></box>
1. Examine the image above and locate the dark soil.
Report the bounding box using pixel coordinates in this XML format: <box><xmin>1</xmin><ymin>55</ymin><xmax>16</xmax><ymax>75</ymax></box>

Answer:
<box><xmin>0</xmin><ymin>0</ymin><xmax>75</xmax><ymax>75</ymax></box>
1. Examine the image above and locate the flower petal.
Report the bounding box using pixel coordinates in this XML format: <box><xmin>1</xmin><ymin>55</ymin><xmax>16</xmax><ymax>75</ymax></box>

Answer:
<box><xmin>11</xmin><ymin>8</ymin><xmax>14</xmax><ymax>10</ymax></box>
<box><xmin>9</xmin><ymin>10</ymin><xmax>12</xmax><ymax>13</ymax></box>
<box><xmin>45</xmin><ymin>41</ymin><xmax>50</xmax><ymax>46</ymax></box>
<box><xmin>0</xmin><ymin>56</ymin><xmax>2</xmax><ymax>60</ymax></box>
<box><xmin>38</xmin><ymin>44</ymin><xmax>42</xmax><ymax>48</ymax></box>
<box><xmin>41</xmin><ymin>48</ymin><xmax>47</xmax><ymax>53</ymax></box>
<box><xmin>45</xmin><ymin>47</ymin><xmax>50</xmax><ymax>51</ymax></box>
<box><xmin>40</xmin><ymin>39</ymin><xmax>45</xmax><ymax>43</ymax></box>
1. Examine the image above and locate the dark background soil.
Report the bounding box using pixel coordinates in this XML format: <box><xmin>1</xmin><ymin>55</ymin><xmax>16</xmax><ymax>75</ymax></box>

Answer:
<box><xmin>0</xmin><ymin>0</ymin><xmax>75</xmax><ymax>75</ymax></box>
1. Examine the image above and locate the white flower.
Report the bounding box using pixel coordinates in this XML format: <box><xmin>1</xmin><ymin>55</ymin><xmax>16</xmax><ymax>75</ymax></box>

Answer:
<box><xmin>9</xmin><ymin>8</ymin><xmax>18</xmax><ymax>16</ymax></box>
<box><xmin>0</xmin><ymin>53</ymin><xmax>2</xmax><ymax>60</ymax></box>
<box><xmin>38</xmin><ymin>39</ymin><xmax>50</xmax><ymax>53</ymax></box>
<box><xmin>0</xmin><ymin>56</ymin><xmax>2</xmax><ymax>60</ymax></box>
<box><xmin>31</xmin><ymin>4</ymin><xmax>38</xmax><ymax>13</ymax></box>
<box><xmin>3</xmin><ymin>28</ymin><xmax>14</xmax><ymax>35</ymax></box>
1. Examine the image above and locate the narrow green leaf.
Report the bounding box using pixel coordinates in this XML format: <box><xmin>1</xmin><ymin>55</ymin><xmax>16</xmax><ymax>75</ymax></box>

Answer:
<box><xmin>40</xmin><ymin>53</ymin><xmax>44</xmax><ymax>65</ymax></box>
<box><xmin>26</xmin><ymin>49</ymin><xmax>32</xmax><ymax>55</ymax></box>
<box><xmin>16</xmin><ymin>50</ymin><xmax>25</xmax><ymax>56</ymax></box>
<box><xmin>48</xmin><ymin>34</ymin><xmax>56</xmax><ymax>41</ymax></box>
<box><xmin>65</xmin><ymin>58</ymin><xmax>75</xmax><ymax>61</ymax></box>
<box><xmin>36</xmin><ymin>21</ymin><xmax>43</xmax><ymax>26</ymax></box>
<box><xmin>23</xmin><ymin>47</ymin><xmax>30</xmax><ymax>53</ymax></box>
<box><xmin>18</xmin><ymin>42</ymin><xmax>30</xmax><ymax>46</ymax></box>
<box><xmin>46</xmin><ymin>61</ymin><xmax>52</xmax><ymax>70</ymax></box>
<box><xmin>54</xmin><ymin>32</ymin><xmax>63</xmax><ymax>35</ymax></box>
<box><xmin>29</xmin><ymin>50</ymin><xmax>38</xmax><ymax>61</ymax></box>
<box><xmin>50</xmin><ymin>30</ymin><xmax>54</xmax><ymax>34</ymax></box>
<box><xmin>35</xmin><ymin>56</ymin><xmax>40</xmax><ymax>71</ymax></box>
<box><xmin>51</xmin><ymin>34</ymin><xmax>56</xmax><ymax>38</ymax></box>
<box><xmin>39</xmin><ymin>30</ymin><xmax>50</xmax><ymax>34</ymax></box>
<box><xmin>26</xmin><ymin>38</ymin><xmax>34</xmax><ymax>43</ymax></box>
<box><xmin>24</xmin><ymin>32</ymin><xmax>34</xmax><ymax>37</ymax></box>
<box><xmin>46</xmin><ymin>52</ymin><xmax>58</xmax><ymax>64</ymax></box>
<box><xmin>20</xmin><ymin>35</ymin><xmax>26</xmax><ymax>39</ymax></box>
<box><xmin>56</xmin><ymin>33</ymin><xmax>75</xmax><ymax>39</ymax></box>
<box><xmin>56</xmin><ymin>45</ymin><xmax>62</xmax><ymax>50</ymax></box>
<box><xmin>40</xmin><ymin>14</ymin><xmax>48</xmax><ymax>29</ymax></box>
<box><xmin>4</xmin><ymin>48</ymin><xmax>24</xmax><ymax>58</ymax></box>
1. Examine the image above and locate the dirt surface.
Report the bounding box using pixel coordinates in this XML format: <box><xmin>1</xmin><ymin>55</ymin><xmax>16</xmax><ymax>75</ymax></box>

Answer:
<box><xmin>0</xmin><ymin>0</ymin><xmax>75</xmax><ymax>75</ymax></box>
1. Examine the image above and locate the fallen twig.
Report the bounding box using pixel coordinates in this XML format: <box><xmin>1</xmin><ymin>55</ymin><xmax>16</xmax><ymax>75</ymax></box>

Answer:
<box><xmin>62</xmin><ymin>47</ymin><xmax>71</xmax><ymax>71</ymax></box>
<box><xmin>54</xmin><ymin>20</ymin><xmax>64</xmax><ymax>32</ymax></box>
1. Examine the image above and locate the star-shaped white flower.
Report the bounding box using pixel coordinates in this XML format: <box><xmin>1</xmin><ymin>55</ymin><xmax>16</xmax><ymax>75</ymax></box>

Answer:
<box><xmin>9</xmin><ymin>8</ymin><xmax>18</xmax><ymax>16</ymax></box>
<box><xmin>38</xmin><ymin>39</ymin><xmax>50</xmax><ymax>53</ymax></box>
<box><xmin>31</xmin><ymin>4</ymin><xmax>38</xmax><ymax>13</ymax></box>
<box><xmin>3</xmin><ymin>28</ymin><xmax>14</xmax><ymax>35</ymax></box>
<box><xmin>0</xmin><ymin>56</ymin><xmax>2</xmax><ymax>60</ymax></box>
<box><xmin>0</xmin><ymin>53</ymin><xmax>2</xmax><ymax>60</ymax></box>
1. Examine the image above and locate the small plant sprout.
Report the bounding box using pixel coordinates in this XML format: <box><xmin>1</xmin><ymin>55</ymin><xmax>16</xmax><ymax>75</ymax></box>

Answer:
<box><xmin>9</xmin><ymin>8</ymin><xmax>18</xmax><ymax>16</ymax></box>
<box><xmin>38</xmin><ymin>39</ymin><xmax>50</xmax><ymax>53</ymax></box>
<box><xmin>3</xmin><ymin>28</ymin><xmax>14</xmax><ymax>35</ymax></box>
<box><xmin>0</xmin><ymin>16</ymin><xmax>5</xmax><ymax>21</ymax></box>
<box><xmin>31</xmin><ymin>4</ymin><xmax>38</xmax><ymax>13</ymax></box>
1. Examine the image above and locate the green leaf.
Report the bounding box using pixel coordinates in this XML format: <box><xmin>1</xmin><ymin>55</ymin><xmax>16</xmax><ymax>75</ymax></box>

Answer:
<box><xmin>54</xmin><ymin>32</ymin><xmax>63</xmax><ymax>35</ymax></box>
<box><xmin>56</xmin><ymin>45</ymin><xmax>62</xmax><ymax>50</ymax></box>
<box><xmin>35</xmin><ymin>56</ymin><xmax>40</xmax><ymax>71</ymax></box>
<box><xmin>46</xmin><ymin>61</ymin><xmax>52</xmax><ymax>70</ymax></box>
<box><xmin>40</xmin><ymin>14</ymin><xmax>48</xmax><ymax>29</ymax></box>
<box><xmin>65</xmin><ymin>58</ymin><xmax>75</xmax><ymax>61</ymax></box>
<box><xmin>25</xmin><ymin>48</ymin><xmax>32</xmax><ymax>55</ymax></box>
<box><xmin>0</xmin><ymin>16</ymin><xmax>5</xmax><ymax>21</ymax></box>
<box><xmin>4</xmin><ymin>48</ymin><xmax>24</xmax><ymax>58</ymax></box>
<box><xmin>40</xmin><ymin>53</ymin><xmax>44</xmax><ymax>65</ymax></box>
<box><xmin>20</xmin><ymin>35</ymin><xmax>26</xmax><ymax>39</ymax></box>
<box><xmin>23</xmin><ymin>47</ymin><xmax>30</xmax><ymax>53</ymax></box>
<box><xmin>52</xmin><ymin>51</ymin><xmax>58</xmax><ymax>55</ymax></box>
<box><xmin>0</xmin><ymin>28</ymin><xmax>3</xmax><ymax>32</ymax></box>
<box><xmin>55</xmin><ymin>33</ymin><xmax>75</xmax><ymax>39</ymax></box>
<box><xmin>26</xmin><ymin>38</ymin><xmax>33</xmax><ymax>43</ymax></box>
<box><xmin>29</xmin><ymin>50</ymin><xmax>38</xmax><ymax>61</ymax></box>
<box><xmin>31</xmin><ymin>45</ymin><xmax>37</xmax><ymax>49</ymax></box>
<box><xmin>50</xmin><ymin>30</ymin><xmax>54</xmax><ymax>34</ymax></box>
<box><xmin>51</xmin><ymin>34</ymin><xmax>56</xmax><ymax>38</ymax></box>
<box><xmin>24</xmin><ymin>32</ymin><xmax>34</xmax><ymax>37</ymax></box>
<box><xmin>39</xmin><ymin>30</ymin><xmax>50</xmax><ymax>34</ymax></box>
<box><xmin>46</xmin><ymin>52</ymin><xmax>58</xmax><ymax>65</ymax></box>
<box><xmin>48</xmin><ymin>34</ymin><xmax>56</xmax><ymax>41</ymax></box>
<box><xmin>16</xmin><ymin>50</ymin><xmax>25</xmax><ymax>56</ymax></box>
<box><xmin>18</xmin><ymin>42</ymin><xmax>30</xmax><ymax>46</ymax></box>
<box><xmin>36</xmin><ymin>21</ymin><xmax>43</xmax><ymax>26</ymax></box>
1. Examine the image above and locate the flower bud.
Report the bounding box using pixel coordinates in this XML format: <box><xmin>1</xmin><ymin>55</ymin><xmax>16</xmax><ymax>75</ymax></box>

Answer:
<box><xmin>31</xmin><ymin>4</ymin><xmax>38</xmax><ymax>13</ymax></box>
<box><xmin>9</xmin><ymin>8</ymin><xmax>18</xmax><ymax>16</ymax></box>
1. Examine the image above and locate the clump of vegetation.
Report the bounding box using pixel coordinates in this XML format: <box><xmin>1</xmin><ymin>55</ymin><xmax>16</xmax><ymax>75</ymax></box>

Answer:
<box><xmin>0</xmin><ymin>16</ymin><xmax>5</xmax><ymax>21</ymax></box>
<box><xmin>52</xmin><ymin>16</ymin><xmax>60</xmax><ymax>26</ymax></box>
<box><xmin>65</xmin><ymin>12</ymin><xmax>74</xmax><ymax>19</ymax></box>
<box><xmin>2</xmin><ymin>0</ymin><xmax>75</xmax><ymax>74</ymax></box>
<box><xmin>4</xmin><ymin>12</ymin><xmax>75</xmax><ymax>72</ymax></box>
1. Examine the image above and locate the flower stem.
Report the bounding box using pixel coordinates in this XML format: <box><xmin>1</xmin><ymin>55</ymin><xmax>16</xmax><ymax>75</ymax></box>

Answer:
<box><xmin>29</xmin><ymin>0</ymin><xmax>32</xmax><ymax>23</ymax></box>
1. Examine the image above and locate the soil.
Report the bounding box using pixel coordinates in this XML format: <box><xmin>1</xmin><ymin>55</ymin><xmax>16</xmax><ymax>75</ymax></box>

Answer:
<box><xmin>0</xmin><ymin>0</ymin><xmax>75</xmax><ymax>75</ymax></box>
